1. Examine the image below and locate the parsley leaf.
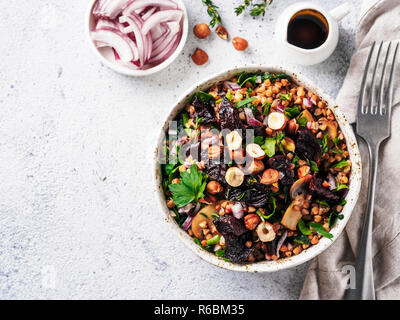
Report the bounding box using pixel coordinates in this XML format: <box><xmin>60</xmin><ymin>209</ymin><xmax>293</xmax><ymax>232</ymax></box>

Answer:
<box><xmin>284</xmin><ymin>105</ymin><xmax>301</xmax><ymax>119</ymax></box>
<box><xmin>310</xmin><ymin>223</ymin><xmax>333</xmax><ymax>240</ymax></box>
<box><xmin>297</xmin><ymin>116</ymin><xmax>308</xmax><ymax>127</ymax></box>
<box><xmin>261</xmin><ymin>137</ymin><xmax>276</xmax><ymax>157</ymax></box>
<box><xmin>236</xmin><ymin>96</ymin><xmax>257</xmax><ymax>108</ymax></box>
<box><xmin>253</xmin><ymin>136</ymin><xmax>265</xmax><ymax>146</ymax></box>
<box><xmin>279</xmin><ymin>93</ymin><xmax>291</xmax><ymax>101</ymax></box>
<box><xmin>298</xmin><ymin>219</ymin><xmax>312</xmax><ymax>235</ymax></box>
<box><xmin>168</xmin><ymin>164</ymin><xmax>206</xmax><ymax>208</ymax></box>
<box><xmin>332</xmin><ymin>160</ymin><xmax>349</xmax><ymax>168</ymax></box>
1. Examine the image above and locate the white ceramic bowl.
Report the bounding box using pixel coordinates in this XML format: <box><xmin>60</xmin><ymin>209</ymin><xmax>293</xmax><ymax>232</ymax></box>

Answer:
<box><xmin>85</xmin><ymin>0</ymin><xmax>189</xmax><ymax>76</ymax></box>
<box><xmin>154</xmin><ymin>65</ymin><xmax>362</xmax><ymax>272</ymax></box>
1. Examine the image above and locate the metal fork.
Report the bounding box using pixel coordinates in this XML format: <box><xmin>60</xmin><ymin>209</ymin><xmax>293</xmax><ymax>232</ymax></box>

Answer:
<box><xmin>346</xmin><ymin>41</ymin><xmax>399</xmax><ymax>300</ymax></box>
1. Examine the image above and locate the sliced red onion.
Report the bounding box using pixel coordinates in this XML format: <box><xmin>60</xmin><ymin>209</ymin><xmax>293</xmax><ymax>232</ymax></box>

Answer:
<box><xmin>119</xmin><ymin>15</ymin><xmax>145</xmax><ymax>66</ymax></box>
<box><xmin>327</xmin><ymin>174</ymin><xmax>337</xmax><ymax>191</ymax></box>
<box><xmin>141</xmin><ymin>6</ymin><xmax>157</xmax><ymax>20</ymax></box>
<box><xmin>224</xmin><ymin>81</ymin><xmax>241</xmax><ymax>91</ymax></box>
<box><xmin>92</xmin><ymin>0</ymin><xmax>182</xmax><ymax>70</ymax></box>
<box><xmin>152</xmin><ymin>28</ymin><xmax>171</xmax><ymax>50</ymax></box>
<box><xmin>231</xmin><ymin>202</ymin><xmax>244</xmax><ymax>219</ymax></box>
<box><xmin>142</xmin><ymin>10</ymin><xmax>183</xmax><ymax>35</ymax></box>
<box><xmin>96</xmin><ymin>18</ymin><xmax>117</xmax><ymax>30</ymax></box>
<box><xmin>151</xmin><ymin>22</ymin><xmax>179</xmax><ymax>57</ymax></box>
<box><xmin>277</xmin><ymin>103</ymin><xmax>285</xmax><ymax>113</ymax></box>
<box><xmin>149</xmin><ymin>33</ymin><xmax>179</xmax><ymax>64</ymax></box>
<box><xmin>263</xmin><ymin>115</ymin><xmax>269</xmax><ymax>126</ymax></box>
<box><xmin>303</xmin><ymin>98</ymin><xmax>313</xmax><ymax>108</ymax></box>
<box><xmin>92</xmin><ymin>27</ymin><xmax>138</xmax><ymax>63</ymax></box>
<box><xmin>182</xmin><ymin>216</ymin><xmax>193</xmax><ymax>230</ymax></box>
<box><xmin>244</xmin><ymin>108</ymin><xmax>263</xmax><ymax>126</ymax></box>
<box><xmin>178</xmin><ymin>203</ymin><xmax>196</xmax><ymax>215</ymax></box>
<box><xmin>256</xmin><ymin>75</ymin><xmax>262</xmax><ymax>84</ymax></box>
<box><xmin>276</xmin><ymin>230</ymin><xmax>288</xmax><ymax>256</ymax></box>
<box><xmin>93</xmin><ymin>0</ymin><xmax>131</xmax><ymax>19</ymax></box>
<box><xmin>123</xmin><ymin>0</ymin><xmax>178</xmax><ymax>16</ymax></box>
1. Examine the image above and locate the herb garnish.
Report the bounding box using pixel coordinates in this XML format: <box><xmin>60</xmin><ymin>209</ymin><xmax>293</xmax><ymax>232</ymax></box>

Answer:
<box><xmin>310</xmin><ymin>223</ymin><xmax>333</xmax><ymax>240</ymax></box>
<box><xmin>168</xmin><ymin>164</ymin><xmax>206</xmax><ymax>208</ymax></box>
<box><xmin>201</xmin><ymin>0</ymin><xmax>222</xmax><ymax>28</ymax></box>
<box><xmin>235</xmin><ymin>1</ymin><xmax>274</xmax><ymax>17</ymax></box>
<box><xmin>332</xmin><ymin>160</ymin><xmax>349</xmax><ymax>169</ymax></box>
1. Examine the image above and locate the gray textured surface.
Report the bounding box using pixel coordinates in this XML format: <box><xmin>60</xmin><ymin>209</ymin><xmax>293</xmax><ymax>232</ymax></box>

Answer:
<box><xmin>0</xmin><ymin>0</ymin><xmax>360</xmax><ymax>299</ymax></box>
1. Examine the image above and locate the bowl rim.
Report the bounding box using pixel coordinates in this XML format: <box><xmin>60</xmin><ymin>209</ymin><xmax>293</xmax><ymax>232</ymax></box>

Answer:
<box><xmin>85</xmin><ymin>0</ymin><xmax>189</xmax><ymax>77</ymax></box>
<box><xmin>153</xmin><ymin>64</ymin><xmax>362</xmax><ymax>272</ymax></box>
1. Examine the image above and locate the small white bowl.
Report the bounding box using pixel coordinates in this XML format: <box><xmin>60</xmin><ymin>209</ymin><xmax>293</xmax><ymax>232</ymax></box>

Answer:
<box><xmin>154</xmin><ymin>65</ymin><xmax>362</xmax><ymax>272</ymax></box>
<box><xmin>85</xmin><ymin>0</ymin><xmax>189</xmax><ymax>76</ymax></box>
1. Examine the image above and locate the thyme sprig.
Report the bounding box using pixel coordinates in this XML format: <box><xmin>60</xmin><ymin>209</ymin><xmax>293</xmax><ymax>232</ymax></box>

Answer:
<box><xmin>202</xmin><ymin>0</ymin><xmax>222</xmax><ymax>28</ymax></box>
<box><xmin>235</xmin><ymin>0</ymin><xmax>273</xmax><ymax>17</ymax></box>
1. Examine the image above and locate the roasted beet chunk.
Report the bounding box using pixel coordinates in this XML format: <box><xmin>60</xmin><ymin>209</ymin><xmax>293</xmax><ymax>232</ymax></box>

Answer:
<box><xmin>218</xmin><ymin>97</ymin><xmax>245</xmax><ymax>132</ymax></box>
<box><xmin>309</xmin><ymin>176</ymin><xmax>340</xmax><ymax>202</ymax></box>
<box><xmin>268</xmin><ymin>155</ymin><xmax>295</xmax><ymax>186</ymax></box>
<box><xmin>214</xmin><ymin>215</ymin><xmax>248</xmax><ymax>236</ymax></box>
<box><xmin>225</xmin><ymin>178</ymin><xmax>270</xmax><ymax>207</ymax></box>
<box><xmin>224</xmin><ymin>233</ymin><xmax>253</xmax><ymax>263</ymax></box>
<box><xmin>206</xmin><ymin>163</ymin><xmax>227</xmax><ymax>184</ymax></box>
<box><xmin>296</xmin><ymin>129</ymin><xmax>322</xmax><ymax>161</ymax></box>
<box><xmin>192</xmin><ymin>96</ymin><xmax>217</xmax><ymax>125</ymax></box>
<box><xmin>214</xmin><ymin>215</ymin><xmax>252</xmax><ymax>263</ymax></box>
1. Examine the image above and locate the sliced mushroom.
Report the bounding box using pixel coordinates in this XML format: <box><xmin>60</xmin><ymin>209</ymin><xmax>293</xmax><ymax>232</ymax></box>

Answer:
<box><xmin>268</xmin><ymin>112</ymin><xmax>287</xmax><ymax>130</ymax></box>
<box><xmin>290</xmin><ymin>174</ymin><xmax>312</xmax><ymax>199</ymax></box>
<box><xmin>281</xmin><ymin>136</ymin><xmax>295</xmax><ymax>152</ymax></box>
<box><xmin>297</xmin><ymin>109</ymin><xmax>314</xmax><ymax>122</ymax></box>
<box><xmin>225</xmin><ymin>167</ymin><xmax>245</xmax><ymax>187</ymax></box>
<box><xmin>256</xmin><ymin>221</ymin><xmax>276</xmax><ymax>242</ymax></box>
<box><xmin>226</xmin><ymin>130</ymin><xmax>243</xmax><ymax>150</ymax></box>
<box><xmin>242</xmin><ymin>159</ymin><xmax>265</xmax><ymax>175</ymax></box>
<box><xmin>191</xmin><ymin>205</ymin><xmax>217</xmax><ymax>239</ymax></box>
<box><xmin>246</xmin><ymin>143</ymin><xmax>265</xmax><ymax>160</ymax></box>
<box><xmin>318</xmin><ymin>118</ymin><xmax>337</xmax><ymax>140</ymax></box>
<box><xmin>281</xmin><ymin>203</ymin><xmax>302</xmax><ymax>231</ymax></box>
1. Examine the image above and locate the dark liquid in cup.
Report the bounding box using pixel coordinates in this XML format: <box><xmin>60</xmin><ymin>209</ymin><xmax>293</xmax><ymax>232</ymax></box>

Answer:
<box><xmin>287</xmin><ymin>10</ymin><xmax>329</xmax><ymax>49</ymax></box>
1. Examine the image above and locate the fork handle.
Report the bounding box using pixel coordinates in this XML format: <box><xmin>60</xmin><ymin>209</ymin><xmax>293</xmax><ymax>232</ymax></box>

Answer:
<box><xmin>347</xmin><ymin>141</ymin><xmax>379</xmax><ymax>300</ymax></box>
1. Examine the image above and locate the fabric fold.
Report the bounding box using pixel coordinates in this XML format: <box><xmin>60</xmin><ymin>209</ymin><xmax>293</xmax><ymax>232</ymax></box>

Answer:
<box><xmin>301</xmin><ymin>0</ymin><xmax>400</xmax><ymax>300</ymax></box>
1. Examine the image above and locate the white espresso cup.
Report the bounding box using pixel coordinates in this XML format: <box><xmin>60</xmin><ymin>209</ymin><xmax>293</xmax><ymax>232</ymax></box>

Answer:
<box><xmin>275</xmin><ymin>2</ymin><xmax>351</xmax><ymax>66</ymax></box>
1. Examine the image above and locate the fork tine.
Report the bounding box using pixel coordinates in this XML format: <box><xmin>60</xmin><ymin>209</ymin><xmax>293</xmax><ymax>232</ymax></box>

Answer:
<box><xmin>367</xmin><ymin>41</ymin><xmax>383</xmax><ymax>114</ymax></box>
<box><xmin>358</xmin><ymin>42</ymin><xmax>376</xmax><ymax>115</ymax></box>
<box><xmin>378</xmin><ymin>42</ymin><xmax>392</xmax><ymax>115</ymax></box>
<box><xmin>385</xmin><ymin>42</ymin><xmax>399</xmax><ymax>116</ymax></box>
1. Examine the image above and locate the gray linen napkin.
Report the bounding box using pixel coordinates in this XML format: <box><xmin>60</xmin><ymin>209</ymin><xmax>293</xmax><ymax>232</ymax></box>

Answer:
<box><xmin>300</xmin><ymin>0</ymin><xmax>400</xmax><ymax>300</ymax></box>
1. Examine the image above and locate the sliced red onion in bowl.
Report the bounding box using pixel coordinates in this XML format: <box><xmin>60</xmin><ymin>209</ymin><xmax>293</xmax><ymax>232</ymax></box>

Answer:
<box><xmin>91</xmin><ymin>0</ymin><xmax>183</xmax><ymax>70</ymax></box>
<box><xmin>119</xmin><ymin>15</ymin><xmax>146</xmax><ymax>66</ymax></box>
<box><xmin>93</xmin><ymin>0</ymin><xmax>131</xmax><ymax>19</ymax></box>
<box><xmin>142</xmin><ymin>10</ymin><xmax>183</xmax><ymax>35</ymax></box>
<box><xmin>92</xmin><ymin>27</ymin><xmax>138</xmax><ymax>63</ymax></box>
<box><xmin>123</xmin><ymin>0</ymin><xmax>178</xmax><ymax>16</ymax></box>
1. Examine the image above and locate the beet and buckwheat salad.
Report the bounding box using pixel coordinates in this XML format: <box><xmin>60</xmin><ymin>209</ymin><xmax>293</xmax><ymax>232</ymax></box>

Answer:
<box><xmin>160</xmin><ymin>71</ymin><xmax>352</xmax><ymax>263</ymax></box>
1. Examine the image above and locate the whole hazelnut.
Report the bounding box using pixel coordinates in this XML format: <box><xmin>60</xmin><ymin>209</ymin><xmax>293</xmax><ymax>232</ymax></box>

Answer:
<box><xmin>192</xmin><ymin>48</ymin><xmax>209</xmax><ymax>65</ymax></box>
<box><xmin>244</xmin><ymin>214</ymin><xmax>261</xmax><ymax>231</ymax></box>
<box><xmin>193</xmin><ymin>23</ymin><xmax>211</xmax><ymax>39</ymax></box>
<box><xmin>206</xmin><ymin>181</ymin><xmax>223</xmax><ymax>195</ymax></box>
<box><xmin>232</xmin><ymin>37</ymin><xmax>248</xmax><ymax>51</ymax></box>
